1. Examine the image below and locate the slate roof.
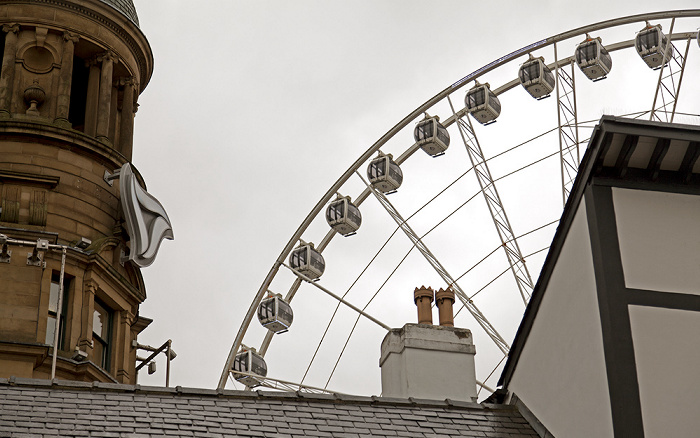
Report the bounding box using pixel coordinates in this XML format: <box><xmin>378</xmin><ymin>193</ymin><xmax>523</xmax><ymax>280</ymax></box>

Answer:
<box><xmin>0</xmin><ymin>377</ymin><xmax>538</xmax><ymax>437</ymax></box>
<box><xmin>97</xmin><ymin>0</ymin><xmax>139</xmax><ymax>27</ymax></box>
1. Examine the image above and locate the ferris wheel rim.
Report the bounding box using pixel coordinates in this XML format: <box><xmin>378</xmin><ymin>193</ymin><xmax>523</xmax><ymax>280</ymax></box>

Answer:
<box><xmin>218</xmin><ymin>9</ymin><xmax>700</xmax><ymax>391</ymax></box>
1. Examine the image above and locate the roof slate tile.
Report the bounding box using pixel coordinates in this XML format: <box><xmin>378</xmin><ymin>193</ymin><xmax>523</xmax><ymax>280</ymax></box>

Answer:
<box><xmin>0</xmin><ymin>380</ymin><xmax>537</xmax><ymax>437</ymax></box>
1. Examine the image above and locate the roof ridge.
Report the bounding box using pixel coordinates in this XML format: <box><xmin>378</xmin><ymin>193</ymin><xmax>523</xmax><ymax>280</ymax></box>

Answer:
<box><xmin>0</xmin><ymin>376</ymin><xmax>516</xmax><ymax>411</ymax></box>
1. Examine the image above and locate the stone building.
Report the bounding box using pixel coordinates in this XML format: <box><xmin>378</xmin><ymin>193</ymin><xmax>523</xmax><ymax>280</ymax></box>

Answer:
<box><xmin>0</xmin><ymin>0</ymin><xmax>162</xmax><ymax>384</ymax></box>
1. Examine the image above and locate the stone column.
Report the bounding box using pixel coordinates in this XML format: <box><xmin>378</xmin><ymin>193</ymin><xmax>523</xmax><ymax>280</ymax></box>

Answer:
<box><xmin>95</xmin><ymin>51</ymin><xmax>116</xmax><ymax>142</ymax></box>
<box><xmin>79</xmin><ymin>281</ymin><xmax>97</xmax><ymax>355</ymax></box>
<box><xmin>116</xmin><ymin>310</ymin><xmax>133</xmax><ymax>383</ymax></box>
<box><xmin>54</xmin><ymin>32</ymin><xmax>79</xmax><ymax>127</ymax></box>
<box><xmin>84</xmin><ymin>59</ymin><xmax>100</xmax><ymax>136</ymax></box>
<box><xmin>108</xmin><ymin>85</ymin><xmax>118</xmax><ymax>141</ymax></box>
<box><xmin>0</xmin><ymin>24</ymin><xmax>20</xmax><ymax>118</ymax></box>
<box><xmin>119</xmin><ymin>77</ymin><xmax>136</xmax><ymax>159</ymax></box>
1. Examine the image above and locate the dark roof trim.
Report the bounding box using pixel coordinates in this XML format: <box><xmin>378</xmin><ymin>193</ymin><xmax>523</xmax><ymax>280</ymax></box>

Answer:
<box><xmin>97</xmin><ymin>0</ymin><xmax>139</xmax><ymax>27</ymax></box>
<box><xmin>499</xmin><ymin>116</ymin><xmax>700</xmax><ymax>388</ymax></box>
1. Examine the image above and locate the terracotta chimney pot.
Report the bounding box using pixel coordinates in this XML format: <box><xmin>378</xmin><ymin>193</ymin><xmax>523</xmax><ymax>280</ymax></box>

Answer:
<box><xmin>435</xmin><ymin>287</ymin><xmax>455</xmax><ymax>327</ymax></box>
<box><xmin>413</xmin><ymin>286</ymin><xmax>434</xmax><ymax>325</ymax></box>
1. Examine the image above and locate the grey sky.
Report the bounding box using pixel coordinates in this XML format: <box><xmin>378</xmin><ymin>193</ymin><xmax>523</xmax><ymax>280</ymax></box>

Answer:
<box><xmin>130</xmin><ymin>1</ymin><xmax>700</xmax><ymax>395</ymax></box>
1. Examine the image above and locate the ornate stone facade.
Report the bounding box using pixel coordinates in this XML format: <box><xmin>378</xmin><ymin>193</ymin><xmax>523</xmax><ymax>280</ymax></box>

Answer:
<box><xmin>0</xmin><ymin>0</ymin><xmax>155</xmax><ymax>384</ymax></box>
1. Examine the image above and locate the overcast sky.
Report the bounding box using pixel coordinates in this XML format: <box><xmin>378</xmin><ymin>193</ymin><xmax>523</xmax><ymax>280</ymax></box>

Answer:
<box><xmin>129</xmin><ymin>1</ymin><xmax>700</xmax><ymax>395</ymax></box>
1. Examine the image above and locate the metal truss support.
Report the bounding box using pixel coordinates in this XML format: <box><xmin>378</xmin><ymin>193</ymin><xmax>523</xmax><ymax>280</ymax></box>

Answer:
<box><xmin>356</xmin><ymin>171</ymin><xmax>510</xmax><ymax>354</ymax></box>
<box><xmin>233</xmin><ymin>372</ymin><xmax>343</xmax><ymax>394</ymax></box>
<box><xmin>650</xmin><ymin>19</ymin><xmax>690</xmax><ymax>123</ymax></box>
<box><xmin>448</xmin><ymin>98</ymin><xmax>534</xmax><ymax>306</ymax></box>
<box><xmin>554</xmin><ymin>43</ymin><xmax>581</xmax><ymax>207</ymax></box>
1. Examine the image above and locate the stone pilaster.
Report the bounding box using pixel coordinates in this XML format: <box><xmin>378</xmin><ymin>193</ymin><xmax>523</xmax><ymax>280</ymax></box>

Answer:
<box><xmin>84</xmin><ymin>58</ymin><xmax>100</xmax><ymax>136</ymax></box>
<box><xmin>54</xmin><ymin>32</ymin><xmax>79</xmax><ymax>127</ymax></box>
<box><xmin>0</xmin><ymin>24</ymin><xmax>20</xmax><ymax>118</ymax></box>
<box><xmin>78</xmin><ymin>281</ymin><xmax>97</xmax><ymax>354</ymax></box>
<box><xmin>95</xmin><ymin>51</ymin><xmax>116</xmax><ymax>143</ymax></box>
<box><xmin>115</xmin><ymin>309</ymin><xmax>134</xmax><ymax>383</ymax></box>
<box><xmin>119</xmin><ymin>77</ymin><xmax>136</xmax><ymax>158</ymax></box>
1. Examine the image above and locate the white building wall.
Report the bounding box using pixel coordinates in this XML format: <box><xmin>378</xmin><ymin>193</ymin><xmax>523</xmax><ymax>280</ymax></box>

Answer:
<box><xmin>628</xmin><ymin>305</ymin><xmax>700</xmax><ymax>438</ymax></box>
<box><xmin>613</xmin><ymin>187</ymin><xmax>700</xmax><ymax>296</ymax></box>
<box><xmin>508</xmin><ymin>201</ymin><xmax>614</xmax><ymax>438</ymax></box>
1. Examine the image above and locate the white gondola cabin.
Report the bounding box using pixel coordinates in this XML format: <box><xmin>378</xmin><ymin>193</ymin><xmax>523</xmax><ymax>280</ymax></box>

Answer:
<box><xmin>635</xmin><ymin>24</ymin><xmax>669</xmax><ymax>69</ymax></box>
<box><xmin>289</xmin><ymin>242</ymin><xmax>325</xmax><ymax>280</ymax></box>
<box><xmin>368</xmin><ymin>153</ymin><xmax>403</xmax><ymax>194</ymax></box>
<box><xmin>257</xmin><ymin>294</ymin><xmax>294</xmax><ymax>334</ymax></box>
<box><xmin>465</xmin><ymin>82</ymin><xmax>501</xmax><ymax>125</ymax></box>
<box><xmin>519</xmin><ymin>55</ymin><xmax>555</xmax><ymax>99</ymax></box>
<box><xmin>575</xmin><ymin>35</ymin><xmax>612</xmax><ymax>81</ymax></box>
<box><xmin>414</xmin><ymin>115</ymin><xmax>450</xmax><ymax>157</ymax></box>
<box><xmin>232</xmin><ymin>348</ymin><xmax>267</xmax><ymax>387</ymax></box>
<box><xmin>326</xmin><ymin>196</ymin><xmax>362</xmax><ymax>236</ymax></box>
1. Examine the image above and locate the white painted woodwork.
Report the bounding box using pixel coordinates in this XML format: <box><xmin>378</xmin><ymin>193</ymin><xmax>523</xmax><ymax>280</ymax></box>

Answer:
<box><xmin>613</xmin><ymin>188</ymin><xmax>700</xmax><ymax>296</ymax></box>
<box><xmin>629</xmin><ymin>305</ymin><xmax>700</xmax><ymax>438</ymax></box>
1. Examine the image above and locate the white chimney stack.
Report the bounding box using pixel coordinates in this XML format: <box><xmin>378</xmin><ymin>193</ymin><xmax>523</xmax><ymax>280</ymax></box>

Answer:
<box><xmin>379</xmin><ymin>287</ymin><xmax>478</xmax><ymax>402</ymax></box>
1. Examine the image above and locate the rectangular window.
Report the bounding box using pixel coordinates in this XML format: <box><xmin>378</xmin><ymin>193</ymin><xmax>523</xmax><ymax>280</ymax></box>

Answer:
<box><xmin>92</xmin><ymin>299</ymin><xmax>112</xmax><ymax>371</ymax></box>
<box><xmin>46</xmin><ymin>273</ymin><xmax>70</xmax><ymax>349</ymax></box>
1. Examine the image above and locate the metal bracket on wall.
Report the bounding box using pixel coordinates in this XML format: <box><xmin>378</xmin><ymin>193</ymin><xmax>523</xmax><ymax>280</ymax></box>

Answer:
<box><xmin>26</xmin><ymin>239</ymin><xmax>49</xmax><ymax>267</ymax></box>
<box><xmin>104</xmin><ymin>168</ymin><xmax>122</xmax><ymax>187</ymax></box>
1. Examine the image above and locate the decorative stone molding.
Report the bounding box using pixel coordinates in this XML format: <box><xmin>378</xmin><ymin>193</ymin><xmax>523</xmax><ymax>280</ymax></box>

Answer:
<box><xmin>119</xmin><ymin>76</ymin><xmax>136</xmax><ymax>87</ymax></box>
<box><xmin>63</xmin><ymin>31</ymin><xmax>79</xmax><ymax>44</ymax></box>
<box><xmin>1</xmin><ymin>23</ymin><xmax>20</xmax><ymax>35</ymax></box>
<box><xmin>34</xmin><ymin>27</ymin><xmax>48</xmax><ymax>47</ymax></box>
<box><xmin>120</xmin><ymin>310</ymin><xmax>135</xmax><ymax>326</ymax></box>
<box><xmin>0</xmin><ymin>0</ymin><xmax>152</xmax><ymax>90</ymax></box>
<box><xmin>84</xmin><ymin>280</ymin><xmax>98</xmax><ymax>296</ymax></box>
<box><xmin>96</xmin><ymin>51</ymin><xmax>118</xmax><ymax>65</ymax></box>
<box><xmin>23</xmin><ymin>80</ymin><xmax>46</xmax><ymax>116</ymax></box>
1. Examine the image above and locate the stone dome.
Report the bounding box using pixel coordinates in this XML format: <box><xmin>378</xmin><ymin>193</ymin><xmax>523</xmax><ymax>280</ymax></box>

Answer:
<box><xmin>97</xmin><ymin>0</ymin><xmax>139</xmax><ymax>27</ymax></box>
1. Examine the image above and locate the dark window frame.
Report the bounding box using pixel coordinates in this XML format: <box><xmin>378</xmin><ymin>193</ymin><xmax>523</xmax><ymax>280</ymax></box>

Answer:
<box><xmin>92</xmin><ymin>298</ymin><xmax>113</xmax><ymax>371</ymax></box>
<box><xmin>46</xmin><ymin>273</ymin><xmax>70</xmax><ymax>350</ymax></box>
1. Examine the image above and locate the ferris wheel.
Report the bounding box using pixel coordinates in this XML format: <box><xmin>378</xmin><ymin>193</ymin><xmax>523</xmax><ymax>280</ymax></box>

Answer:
<box><xmin>217</xmin><ymin>10</ymin><xmax>700</xmax><ymax>396</ymax></box>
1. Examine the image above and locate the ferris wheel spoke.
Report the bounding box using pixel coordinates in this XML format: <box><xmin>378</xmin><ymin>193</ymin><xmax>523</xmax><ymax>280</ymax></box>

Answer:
<box><xmin>454</xmin><ymin>243</ymin><xmax>551</xmax><ymax>322</ymax></box>
<box><xmin>288</xmin><ymin>165</ymin><xmax>489</xmax><ymax>385</ymax></box>
<box><xmin>448</xmin><ymin>97</ymin><xmax>534</xmax><ymax>305</ymax></box>
<box><xmin>476</xmin><ymin>354</ymin><xmax>508</xmax><ymax>398</ymax></box>
<box><xmin>281</xmin><ymin>262</ymin><xmax>391</xmax><ymax>331</ymax></box>
<box><xmin>356</xmin><ymin>170</ymin><xmax>511</xmax><ymax>354</ymax></box>
<box><xmin>299</xmin><ymin>222</ymin><xmax>411</xmax><ymax>386</ymax></box>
